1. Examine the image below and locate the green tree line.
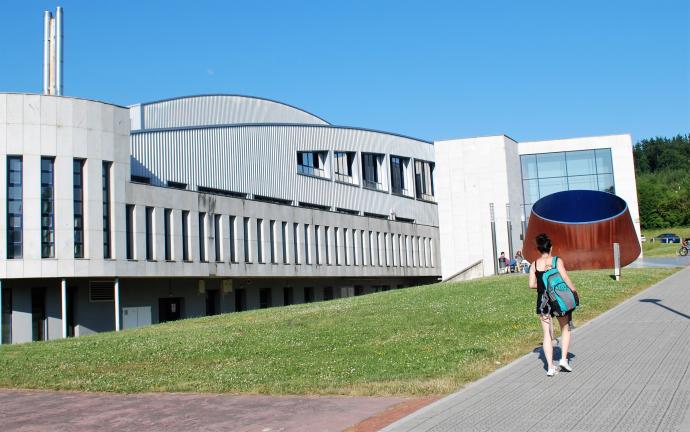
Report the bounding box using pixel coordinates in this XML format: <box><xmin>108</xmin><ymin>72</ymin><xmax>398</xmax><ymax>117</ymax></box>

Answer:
<box><xmin>633</xmin><ymin>134</ymin><xmax>690</xmax><ymax>228</ymax></box>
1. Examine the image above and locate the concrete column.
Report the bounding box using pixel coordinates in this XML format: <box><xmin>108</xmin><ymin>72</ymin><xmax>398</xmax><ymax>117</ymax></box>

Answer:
<box><xmin>114</xmin><ymin>277</ymin><xmax>120</xmax><ymax>331</ymax></box>
<box><xmin>61</xmin><ymin>278</ymin><xmax>67</xmax><ymax>338</ymax></box>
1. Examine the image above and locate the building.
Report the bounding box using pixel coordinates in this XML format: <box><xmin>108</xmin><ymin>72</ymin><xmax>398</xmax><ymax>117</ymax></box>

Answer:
<box><xmin>0</xmin><ymin>8</ymin><xmax>641</xmax><ymax>343</ymax></box>
<box><xmin>435</xmin><ymin>134</ymin><xmax>640</xmax><ymax>280</ymax></box>
<box><xmin>0</xmin><ymin>93</ymin><xmax>441</xmax><ymax>343</ymax></box>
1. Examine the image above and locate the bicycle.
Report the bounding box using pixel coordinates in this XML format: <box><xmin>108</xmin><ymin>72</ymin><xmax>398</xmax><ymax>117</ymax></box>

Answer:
<box><xmin>680</xmin><ymin>245</ymin><xmax>689</xmax><ymax>256</ymax></box>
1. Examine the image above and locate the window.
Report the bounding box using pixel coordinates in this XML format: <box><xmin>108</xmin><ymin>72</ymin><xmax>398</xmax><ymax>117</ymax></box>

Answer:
<box><xmin>199</xmin><ymin>213</ymin><xmax>207</xmax><ymax>262</ymax></box>
<box><xmin>283</xmin><ymin>287</ymin><xmax>293</xmax><ymax>306</ymax></box>
<box><xmin>362</xmin><ymin>153</ymin><xmax>384</xmax><ymax>190</ymax></box>
<box><xmin>324</xmin><ymin>226</ymin><xmax>331</xmax><ymax>265</ymax></box>
<box><xmin>146</xmin><ymin>207</ymin><xmax>154</xmax><ymax>260</ymax></box>
<box><xmin>344</xmin><ymin>228</ymin><xmax>350</xmax><ymax>265</ymax></box>
<box><xmin>40</xmin><ymin>157</ymin><xmax>55</xmax><ymax>258</ymax></box>
<box><xmin>293</xmin><ymin>223</ymin><xmax>300</xmax><ymax>264</ymax></box>
<box><xmin>520</xmin><ymin>148</ymin><xmax>616</xmax><ymax>215</ymax></box>
<box><xmin>243</xmin><ymin>217</ymin><xmax>251</xmax><ymax>263</ymax></box>
<box><xmin>414</xmin><ymin>160</ymin><xmax>435</xmax><ymax>200</ymax></box>
<box><xmin>281</xmin><ymin>221</ymin><xmax>288</xmax><ymax>264</ymax></box>
<box><xmin>304</xmin><ymin>287</ymin><xmax>314</xmax><ymax>303</ymax></box>
<box><xmin>164</xmin><ymin>209</ymin><xmax>172</xmax><ymax>260</ymax></box>
<box><xmin>102</xmin><ymin>162</ymin><xmax>112</xmax><ymax>259</ymax></box>
<box><xmin>229</xmin><ymin>216</ymin><xmax>237</xmax><ymax>263</ymax></box>
<box><xmin>214</xmin><ymin>215</ymin><xmax>222</xmax><ymax>262</ymax></box>
<box><xmin>304</xmin><ymin>223</ymin><xmax>310</xmax><ymax>265</ymax></box>
<box><xmin>323</xmin><ymin>287</ymin><xmax>334</xmax><ymax>301</ymax></box>
<box><xmin>182</xmin><ymin>210</ymin><xmax>190</xmax><ymax>261</ymax></box>
<box><xmin>269</xmin><ymin>220</ymin><xmax>277</xmax><ymax>263</ymax></box>
<box><xmin>125</xmin><ymin>205</ymin><xmax>135</xmax><ymax>260</ymax></box>
<box><xmin>297</xmin><ymin>151</ymin><xmax>328</xmax><ymax>178</ymax></box>
<box><xmin>334</xmin><ymin>151</ymin><xmax>356</xmax><ymax>184</ymax></box>
<box><xmin>73</xmin><ymin>159</ymin><xmax>85</xmax><ymax>258</ymax></box>
<box><xmin>7</xmin><ymin>157</ymin><xmax>23</xmax><ymax>259</ymax></box>
<box><xmin>259</xmin><ymin>288</ymin><xmax>272</xmax><ymax>309</ymax></box>
<box><xmin>334</xmin><ymin>227</ymin><xmax>340</xmax><ymax>265</ymax></box>
<box><xmin>390</xmin><ymin>155</ymin><xmax>410</xmax><ymax>195</ymax></box>
<box><xmin>256</xmin><ymin>218</ymin><xmax>264</xmax><ymax>263</ymax></box>
<box><xmin>314</xmin><ymin>225</ymin><xmax>320</xmax><ymax>264</ymax></box>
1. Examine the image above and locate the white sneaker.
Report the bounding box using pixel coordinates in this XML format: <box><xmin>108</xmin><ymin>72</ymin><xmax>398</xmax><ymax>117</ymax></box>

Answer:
<box><xmin>546</xmin><ymin>367</ymin><xmax>556</xmax><ymax>377</ymax></box>
<box><xmin>559</xmin><ymin>360</ymin><xmax>572</xmax><ymax>372</ymax></box>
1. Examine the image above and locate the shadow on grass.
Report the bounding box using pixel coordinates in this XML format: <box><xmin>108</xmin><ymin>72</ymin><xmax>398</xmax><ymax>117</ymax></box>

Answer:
<box><xmin>639</xmin><ymin>298</ymin><xmax>690</xmax><ymax>320</ymax></box>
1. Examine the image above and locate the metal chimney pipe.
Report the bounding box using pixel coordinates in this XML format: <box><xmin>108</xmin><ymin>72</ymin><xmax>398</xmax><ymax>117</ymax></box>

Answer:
<box><xmin>55</xmin><ymin>7</ymin><xmax>63</xmax><ymax>96</ymax></box>
<box><xmin>43</xmin><ymin>11</ymin><xmax>51</xmax><ymax>95</ymax></box>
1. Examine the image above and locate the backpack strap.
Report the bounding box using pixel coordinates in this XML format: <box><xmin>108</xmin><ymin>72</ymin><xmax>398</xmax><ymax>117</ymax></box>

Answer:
<box><xmin>551</xmin><ymin>256</ymin><xmax>558</xmax><ymax>270</ymax></box>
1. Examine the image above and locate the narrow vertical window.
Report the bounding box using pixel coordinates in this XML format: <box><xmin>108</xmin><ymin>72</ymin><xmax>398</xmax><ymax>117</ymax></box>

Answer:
<box><xmin>293</xmin><ymin>223</ymin><xmax>300</xmax><ymax>264</ymax></box>
<box><xmin>146</xmin><ymin>207</ymin><xmax>154</xmax><ymax>260</ymax></box>
<box><xmin>269</xmin><ymin>220</ymin><xmax>276</xmax><ymax>263</ymax></box>
<box><xmin>369</xmin><ymin>231</ymin><xmax>375</xmax><ymax>266</ymax></box>
<box><xmin>102</xmin><ymin>161</ymin><xmax>112</xmax><ymax>259</ymax></box>
<box><xmin>304</xmin><ymin>223</ymin><xmax>310</xmax><ymax>265</ymax></box>
<box><xmin>229</xmin><ymin>216</ymin><xmax>237</xmax><ymax>263</ymax></box>
<box><xmin>256</xmin><ymin>218</ymin><xmax>264</xmax><ymax>263</ymax></box>
<box><xmin>344</xmin><ymin>228</ymin><xmax>350</xmax><ymax>265</ymax></box>
<box><xmin>314</xmin><ymin>225</ymin><xmax>320</xmax><ymax>265</ymax></box>
<box><xmin>73</xmin><ymin>159</ymin><xmax>85</xmax><ymax>258</ymax></box>
<box><xmin>281</xmin><ymin>221</ymin><xmax>288</xmax><ymax>264</ymax></box>
<box><xmin>334</xmin><ymin>227</ymin><xmax>340</xmax><ymax>265</ymax></box>
<box><xmin>7</xmin><ymin>157</ymin><xmax>23</xmax><ymax>259</ymax></box>
<box><xmin>324</xmin><ymin>226</ymin><xmax>330</xmax><ymax>265</ymax></box>
<box><xmin>182</xmin><ymin>210</ymin><xmax>190</xmax><ymax>261</ymax></box>
<box><xmin>243</xmin><ymin>217</ymin><xmax>251</xmax><ymax>263</ymax></box>
<box><xmin>199</xmin><ymin>212</ymin><xmax>207</xmax><ymax>262</ymax></box>
<box><xmin>125</xmin><ymin>204</ymin><xmax>135</xmax><ymax>260</ymax></box>
<box><xmin>214</xmin><ymin>214</ymin><xmax>222</xmax><ymax>262</ymax></box>
<box><xmin>164</xmin><ymin>208</ymin><xmax>172</xmax><ymax>260</ymax></box>
<box><xmin>40</xmin><ymin>157</ymin><xmax>55</xmax><ymax>258</ymax></box>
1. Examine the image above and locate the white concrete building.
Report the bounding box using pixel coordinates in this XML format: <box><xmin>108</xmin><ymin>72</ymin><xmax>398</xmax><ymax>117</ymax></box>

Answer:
<box><xmin>435</xmin><ymin>134</ymin><xmax>640</xmax><ymax>281</ymax></box>
<box><xmin>0</xmin><ymin>93</ymin><xmax>440</xmax><ymax>343</ymax></box>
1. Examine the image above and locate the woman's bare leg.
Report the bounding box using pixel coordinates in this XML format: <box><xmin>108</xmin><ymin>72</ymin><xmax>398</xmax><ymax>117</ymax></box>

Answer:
<box><xmin>540</xmin><ymin>315</ymin><xmax>554</xmax><ymax>370</ymax></box>
<box><xmin>557</xmin><ymin>315</ymin><xmax>571</xmax><ymax>363</ymax></box>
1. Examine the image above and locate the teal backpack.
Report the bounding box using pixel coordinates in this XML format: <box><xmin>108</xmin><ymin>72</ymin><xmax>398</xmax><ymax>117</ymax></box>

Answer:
<box><xmin>542</xmin><ymin>256</ymin><xmax>578</xmax><ymax>316</ymax></box>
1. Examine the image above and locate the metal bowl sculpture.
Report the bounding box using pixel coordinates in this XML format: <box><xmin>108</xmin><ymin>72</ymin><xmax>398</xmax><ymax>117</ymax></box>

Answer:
<box><xmin>524</xmin><ymin>190</ymin><xmax>641</xmax><ymax>270</ymax></box>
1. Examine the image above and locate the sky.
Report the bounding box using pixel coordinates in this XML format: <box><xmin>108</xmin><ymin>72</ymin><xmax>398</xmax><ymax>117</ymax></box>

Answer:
<box><xmin>0</xmin><ymin>0</ymin><xmax>688</xmax><ymax>143</ymax></box>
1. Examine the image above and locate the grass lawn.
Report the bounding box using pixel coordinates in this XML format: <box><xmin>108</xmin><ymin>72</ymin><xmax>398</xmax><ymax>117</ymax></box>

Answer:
<box><xmin>641</xmin><ymin>226</ymin><xmax>690</xmax><ymax>257</ymax></box>
<box><xmin>0</xmin><ymin>267</ymin><xmax>679</xmax><ymax>396</ymax></box>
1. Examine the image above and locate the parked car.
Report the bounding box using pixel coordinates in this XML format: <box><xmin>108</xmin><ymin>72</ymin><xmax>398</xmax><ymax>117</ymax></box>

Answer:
<box><xmin>655</xmin><ymin>233</ymin><xmax>681</xmax><ymax>243</ymax></box>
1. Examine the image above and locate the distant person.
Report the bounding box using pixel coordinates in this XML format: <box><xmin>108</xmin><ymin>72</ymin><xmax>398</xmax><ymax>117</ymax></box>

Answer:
<box><xmin>528</xmin><ymin>233</ymin><xmax>579</xmax><ymax>376</ymax></box>
<box><xmin>515</xmin><ymin>251</ymin><xmax>525</xmax><ymax>272</ymax></box>
<box><xmin>498</xmin><ymin>251</ymin><xmax>508</xmax><ymax>274</ymax></box>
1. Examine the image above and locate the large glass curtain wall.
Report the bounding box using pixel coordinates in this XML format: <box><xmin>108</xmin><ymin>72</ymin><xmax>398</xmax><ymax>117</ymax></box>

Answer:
<box><xmin>521</xmin><ymin>148</ymin><xmax>615</xmax><ymax>217</ymax></box>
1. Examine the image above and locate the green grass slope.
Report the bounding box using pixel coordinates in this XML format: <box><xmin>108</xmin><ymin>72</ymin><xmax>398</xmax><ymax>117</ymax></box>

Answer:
<box><xmin>0</xmin><ymin>268</ymin><xmax>679</xmax><ymax>396</ymax></box>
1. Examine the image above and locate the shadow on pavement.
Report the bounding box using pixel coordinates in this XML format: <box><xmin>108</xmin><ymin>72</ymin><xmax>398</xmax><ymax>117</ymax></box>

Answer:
<box><xmin>639</xmin><ymin>298</ymin><xmax>690</xmax><ymax>320</ymax></box>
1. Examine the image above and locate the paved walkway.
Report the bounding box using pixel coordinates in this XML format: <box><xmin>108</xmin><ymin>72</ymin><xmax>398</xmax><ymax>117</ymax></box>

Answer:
<box><xmin>0</xmin><ymin>391</ymin><xmax>411</xmax><ymax>432</ymax></box>
<box><xmin>384</xmin><ymin>266</ymin><xmax>690</xmax><ymax>432</ymax></box>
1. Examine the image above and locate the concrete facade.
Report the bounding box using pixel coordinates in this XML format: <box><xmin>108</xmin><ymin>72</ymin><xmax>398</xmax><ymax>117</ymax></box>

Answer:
<box><xmin>435</xmin><ymin>134</ymin><xmax>641</xmax><ymax>281</ymax></box>
<box><xmin>0</xmin><ymin>93</ymin><xmax>440</xmax><ymax>344</ymax></box>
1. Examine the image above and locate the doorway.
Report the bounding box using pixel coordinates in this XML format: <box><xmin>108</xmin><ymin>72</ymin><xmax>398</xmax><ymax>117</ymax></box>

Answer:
<box><xmin>205</xmin><ymin>289</ymin><xmax>219</xmax><ymax>316</ymax></box>
<box><xmin>32</xmin><ymin>287</ymin><xmax>46</xmax><ymax>341</ymax></box>
<box><xmin>158</xmin><ymin>297</ymin><xmax>183</xmax><ymax>323</ymax></box>
<box><xmin>234</xmin><ymin>289</ymin><xmax>246</xmax><ymax>312</ymax></box>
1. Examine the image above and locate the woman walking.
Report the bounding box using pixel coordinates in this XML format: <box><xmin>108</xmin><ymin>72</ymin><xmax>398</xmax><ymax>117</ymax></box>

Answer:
<box><xmin>529</xmin><ymin>233</ymin><xmax>578</xmax><ymax>376</ymax></box>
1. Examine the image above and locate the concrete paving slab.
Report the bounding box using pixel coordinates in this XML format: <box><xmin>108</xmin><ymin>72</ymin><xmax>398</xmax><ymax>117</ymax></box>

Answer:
<box><xmin>0</xmin><ymin>391</ymin><xmax>408</xmax><ymax>432</ymax></box>
<box><xmin>383</xmin><ymin>266</ymin><xmax>690</xmax><ymax>432</ymax></box>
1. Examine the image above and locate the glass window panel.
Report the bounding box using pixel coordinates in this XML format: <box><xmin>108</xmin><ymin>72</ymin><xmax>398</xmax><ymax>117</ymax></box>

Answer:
<box><xmin>595</xmin><ymin>149</ymin><xmax>613</xmax><ymax>174</ymax></box>
<box><xmin>566</xmin><ymin>150</ymin><xmax>596</xmax><ymax>176</ymax></box>
<box><xmin>522</xmin><ymin>179</ymin><xmax>540</xmax><ymax>205</ymax></box>
<box><xmin>520</xmin><ymin>155</ymin><xmax>538</xmax><ymax>179</ymax></box>
<box><xmin>568</xmin><ymin>175</ymin><xmax>598</xmax><ymax>191</ymax></box>
<box><xmin>598</xmin><ymin>174</ymin><xmax>615</xmax><ymax>194</ymax></box>
<box><xmin>538</xmin><ymin>177</ymin><xmax>568</xmax><ymax>198</ymax></box>
<box><xmin>536</xmin><ymin>152</ymin><xmax>566</xmax><ymax>178</ymax></box>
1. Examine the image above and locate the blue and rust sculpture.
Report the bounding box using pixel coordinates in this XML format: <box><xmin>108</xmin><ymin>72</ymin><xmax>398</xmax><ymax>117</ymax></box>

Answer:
<box><xmin>524</xmin><ymin>190</ymin><xmax>641</xmax><ymax>270</ymax></box>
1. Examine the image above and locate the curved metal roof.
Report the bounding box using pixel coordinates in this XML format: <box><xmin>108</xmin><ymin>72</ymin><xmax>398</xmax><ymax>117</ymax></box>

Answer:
<box><xmin>130</xmin><ymin>94</ymin><xmax>330</xmax><ymax>131</ymax></box>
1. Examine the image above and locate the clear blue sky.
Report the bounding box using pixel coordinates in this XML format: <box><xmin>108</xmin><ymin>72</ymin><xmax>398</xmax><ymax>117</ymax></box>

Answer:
<box><xmin>1</xmin><ymin>1</ymin><xmax>688</xmax><ymax>143</ymax></box>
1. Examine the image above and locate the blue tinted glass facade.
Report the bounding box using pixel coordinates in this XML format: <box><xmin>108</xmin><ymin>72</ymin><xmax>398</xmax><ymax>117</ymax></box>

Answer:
<box><xmin>521</xmin><ymin>148</ymin><xmax>614</xmax><ymax>216</ymax></box>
